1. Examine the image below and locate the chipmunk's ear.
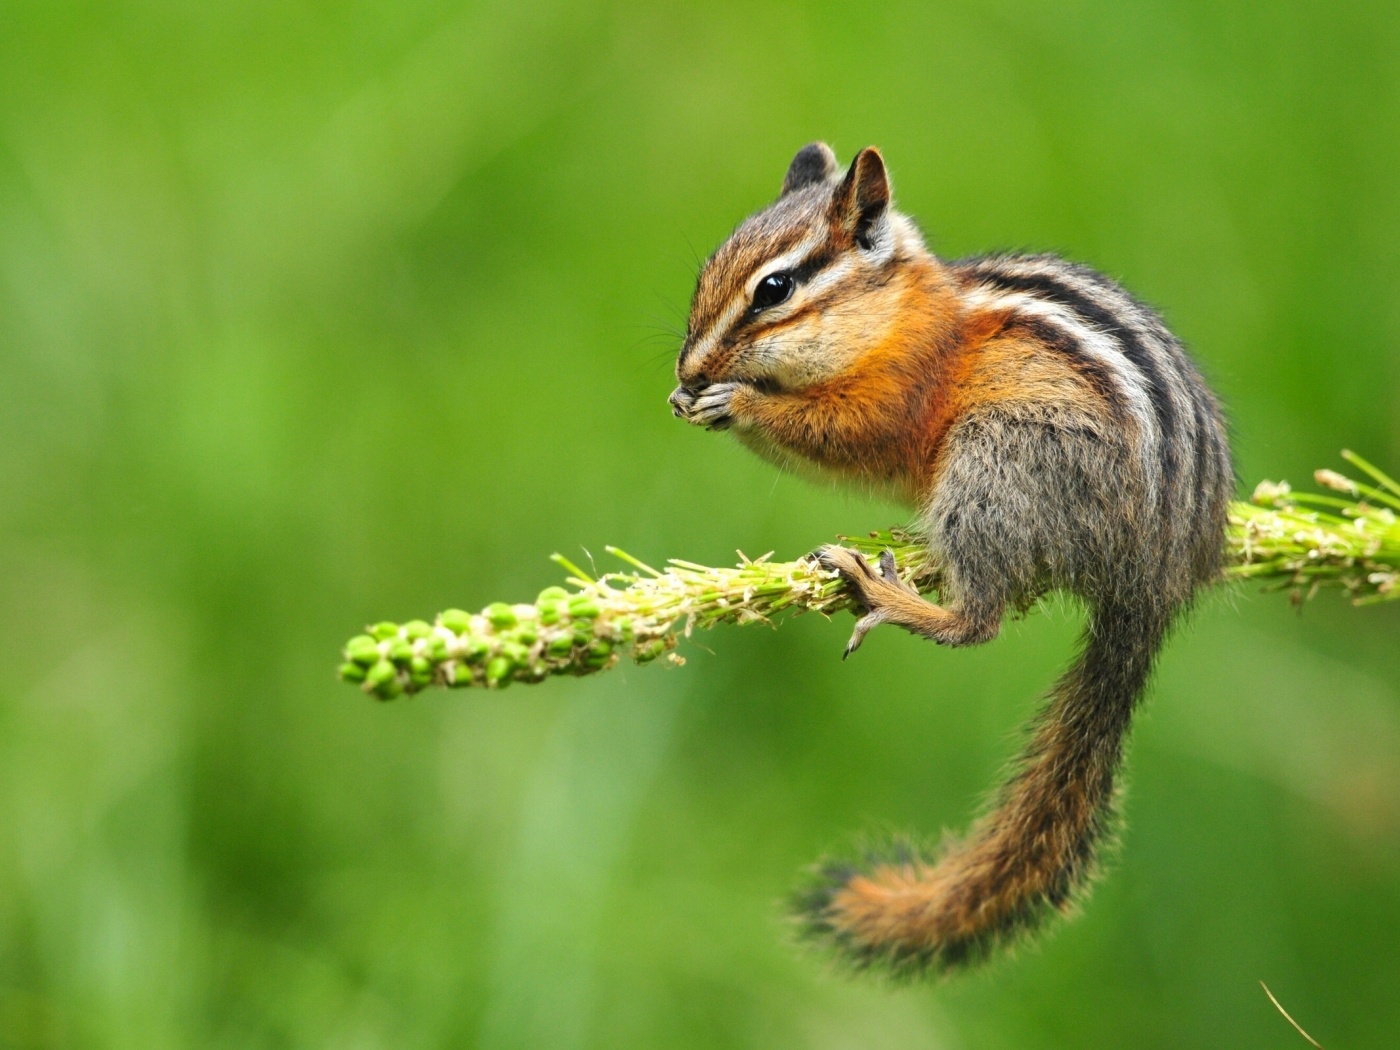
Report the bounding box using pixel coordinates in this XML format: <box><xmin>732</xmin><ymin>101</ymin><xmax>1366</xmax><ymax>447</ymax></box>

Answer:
<box><xmin>781</xmin><ymin>142</ymin><xmax>838</xmax><ymax>196</ymax></box>
<box><xmin>832</xmin><ymin>147</ymin><xmax>891</xmax><ymax>250</ymax></box>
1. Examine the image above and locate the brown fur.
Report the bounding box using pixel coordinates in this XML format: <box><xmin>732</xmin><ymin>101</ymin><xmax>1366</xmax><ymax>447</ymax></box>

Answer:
<box><xmin>671</xmin><ymin>144</ymin><xmax>1232</xmax><ymax>976</ymax></box>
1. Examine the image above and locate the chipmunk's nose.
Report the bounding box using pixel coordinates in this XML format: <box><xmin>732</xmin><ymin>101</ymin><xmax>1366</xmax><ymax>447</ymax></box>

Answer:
<box><xmin>668</xmin><ymin>385</ymin><xmax>698</xmax><ymax>417</ymax></box>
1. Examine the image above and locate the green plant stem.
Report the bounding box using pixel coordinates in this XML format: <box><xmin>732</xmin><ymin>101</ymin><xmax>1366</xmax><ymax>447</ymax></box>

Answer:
<box><xmin>340</xmin><ymin>452</ymin><xmax>1400</xmax><ymax>699</ymax></box>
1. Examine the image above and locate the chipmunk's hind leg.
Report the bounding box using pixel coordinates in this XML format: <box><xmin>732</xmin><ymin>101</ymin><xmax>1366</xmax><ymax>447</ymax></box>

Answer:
<box><xmin>815</xmin><ymin>546</ymin><xmax>1003</xmax><ymax>656</ymax></box>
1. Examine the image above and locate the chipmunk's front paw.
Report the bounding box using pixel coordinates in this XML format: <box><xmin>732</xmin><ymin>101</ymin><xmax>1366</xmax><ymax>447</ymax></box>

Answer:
<box><xmin>815</xmin><ymin>546</ymin><xmax>918</xmax><ymax>658</ymax></box>
<box><xmin>670</xmin><ymin>382</ymin><xmax>739</xmax><ymax>430</ymax></box>
<box><xmin>691</xmin><ymin>383</ymin><xmax>737</xmax><ymax>429</ymax></box>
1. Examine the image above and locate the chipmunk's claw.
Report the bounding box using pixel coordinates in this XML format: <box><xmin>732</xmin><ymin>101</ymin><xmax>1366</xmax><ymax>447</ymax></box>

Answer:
<box><xmin>815</xmin><ymin>544</ymin><xmax>910</xmax><ymax>591</ymax></box>
<box><xmin>878</xmin><ymin>548</ymin><xmax>899</xmax><ymax>582</ymax></box>
<box><xmin>843</xmin><ymin>611</ymin><xmax>887</xmax><ymax>659</ymax></box>
<box><xmin>814</xmin><ymin>544</ymin><xmax>868</xmax><ymax>578</ymax></box>
<box><xmin>815</xmin><ymin>545</ymin><xmax>903</xmax><ymax>659</ymax></box>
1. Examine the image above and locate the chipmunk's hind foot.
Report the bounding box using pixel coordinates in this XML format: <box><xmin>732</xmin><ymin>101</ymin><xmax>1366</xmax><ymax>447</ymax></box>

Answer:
<box><xmin>815</xmin><ymin>545</ymin><xmax>999</xmax><ymax>653</ymax></box>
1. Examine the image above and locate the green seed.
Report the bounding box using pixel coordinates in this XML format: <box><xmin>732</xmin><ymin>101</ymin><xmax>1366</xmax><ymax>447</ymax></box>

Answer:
<box><xmin>459</xmin><ymin>637</ymin><xmax>490</xmax><ymax>663</ymax></box>
<box><xmin>485</xmin><ymin>602</ymin><xmax>517</xmax><ymax>629</ymax></box>
<box><xmin>389</xmin><ymin>640</ymin><xmax>414</xmax><ymax>664</ymax></box>
<box><xmin>568</xmin><ymin>597</ymin><xmax>600</xmax><ymax>620</ymax></box>
<box><xmin>426</xmin><ymin>635</ymin><xmax>449</xmax><ymax>661</ymax></box>
<box><xmin>538</xmin><ymin>601</ymin><xmax>563</xmax><ymax>626</ymax></box>
<box><xmin>449</xmin><ymin>662</ymin><xmax>476</xmax><ymax>687</ymax></box>
<box><xmin>583</xmin><ymin>639</ymin><xmax>613</xmax><ymax>669</ymax></box>
<box><xmin>371</xmin><ymin>621</ymin><xmax>401</xmax><ymax>641</ymax></box>
<box><xmin>409</xmin><ymin>656</ymin><xmax>431</xmax><ymax>676</ymax></box>
<box><xmin>373</xmin><ymin>676</ymin><xmax>404</xmax><ymax>700</ymax></box>
<box><xmin>345</xmin><ymin>635</ymin><xmax>380</xmax><ymax>666</ymax></box>
<box><xmin>633</xmin><ymin>639</ymin><xmax>666</xmax><ymax>664</ymax></box>
<box><xmin>485</xmin><ymin>656</ymin><xmax>513</xmax><ymax>687</ymax></box>
<box><xmin>366</xmin><ymin>660</ymin><xmax>397</xmax><ymax>687</ymax></box>
<box><xmin>612</xmin><ymin>616</ymin><xmax>634</xmax><ymax>642</ymax></box>
<box><xmin>440</xmin><ymin>608</ymin><xmax>472</xmax><ymax>634</ymax></box>
<box><xmin>403</xmin><ymin>619</ymin><xmax>432</xmax><ymax>640</ymax></box>
<box><xmin>537</xmin><ymin>586</ymin><xmax>570</xmax><ymax>603</ymax></box>
<box><xmin>547</xmin><ymin>634</ymin><xmax>574</xmax><ymax>658</ymax></box>
<box><xmin>512</xmin><ymin>623</ymin><xmax>539</xmax><ymax>645</ymax></box>
<box><xmin>500</xmin><ymin>641</ymin><xmax>530</xmax><ymax>665</ymax></box>
<box><xmin>339</xmin><ymin>662</ymin><xmax>368</xmax><ymax>683</ymax></box>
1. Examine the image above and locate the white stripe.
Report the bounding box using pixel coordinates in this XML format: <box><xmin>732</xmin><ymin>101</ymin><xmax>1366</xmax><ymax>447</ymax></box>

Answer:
<box><xmin>746</xmin><ymin>234</ymin><xmax>826</xmax><ymax>299</ymax></box>
<box><xmin>979</xmin><ymin>257</ymin><xmax>1193</xmax><ymax>415</ymax></box>
<box><xmin>688</xmin><ymin>234</ymin><xmax>826</xmax><ymax>371</ymax></box>
<box><xmin>982</xmin><ymin>257</ymin><xmax>1201</xmax><ymax>474</ymax></box>
<box><xmin>962</xmin><ymin>284</ymin><xmax>1162</xmax><ymax>496</ymax></box>
<box><xmin>684</xmin><ymin>297</ymin><xmax>746</xmax><ymax>368</ymax></box>
<box><xmin>799</xmin><ymin>256</ymin><xmax>855</xmax><ymax>300</ymax></box>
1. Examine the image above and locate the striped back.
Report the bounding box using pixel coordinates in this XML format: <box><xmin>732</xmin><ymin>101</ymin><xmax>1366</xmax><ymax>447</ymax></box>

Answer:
<box><xmin>955</xmin><ymin>253</ymin><xmax>1233</xmax><ymax>596</ymax></box>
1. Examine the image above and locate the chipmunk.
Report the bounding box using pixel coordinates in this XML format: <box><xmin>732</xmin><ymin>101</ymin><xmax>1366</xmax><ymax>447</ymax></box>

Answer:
<box><xmin>669</xmin><ymin>143</ymin><xmax>1232</xmax><ymax>976</ymax></box>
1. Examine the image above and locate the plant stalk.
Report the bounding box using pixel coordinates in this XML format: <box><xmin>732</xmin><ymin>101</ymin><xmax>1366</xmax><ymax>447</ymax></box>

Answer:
<box><xmin>340</xmin><ymin>453</ymin><xmax>1399</xmax><ymax>700</ymax></box>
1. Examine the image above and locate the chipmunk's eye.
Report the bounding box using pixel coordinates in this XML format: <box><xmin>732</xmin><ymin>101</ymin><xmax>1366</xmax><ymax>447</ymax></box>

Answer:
<box><xmin>751</xmin><ymin>272</ymin><xmax>794</xmax><ymax>311</ymax></box>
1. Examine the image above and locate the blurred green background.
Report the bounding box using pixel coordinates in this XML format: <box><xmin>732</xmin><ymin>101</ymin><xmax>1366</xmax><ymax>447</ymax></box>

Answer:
<box><xmin>2</xmin><ymin>1</ymin><xmax>1398</xmax><ymax>1046</ymax></box>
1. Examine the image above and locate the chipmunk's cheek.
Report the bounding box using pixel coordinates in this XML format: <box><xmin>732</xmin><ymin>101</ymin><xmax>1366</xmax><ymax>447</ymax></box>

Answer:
<box><xmin>751</xmin><ymin>335</ymin><xmax>840</xmax><ymax>389</ymax></box>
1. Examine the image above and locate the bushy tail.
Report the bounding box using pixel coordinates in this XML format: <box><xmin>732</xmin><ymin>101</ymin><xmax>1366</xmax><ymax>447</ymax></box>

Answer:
<box><xmin>795</xmin><ymin>600</ymin><xmax>1170</xmax><ymax>976</ymax></box>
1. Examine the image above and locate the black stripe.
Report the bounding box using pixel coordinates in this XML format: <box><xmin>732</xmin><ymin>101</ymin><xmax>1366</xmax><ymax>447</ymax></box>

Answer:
<box><xmin>1187</xmin><ymin>388</ymin><xmax>1228</xmax><ymax>581</ymax></box>
<box><xmin>728</xmin><ymin>249</ymin><xmax>837</xmax><ymax>341</ymax></box>
<box><xmin>788</xmin><ymin>249</ymin><xmax>834</xmax><ymax>285</ymax></box>
<box><xmin>1180</xmin><ymin>356</ymin><xmax>1229</xmax><ymax>522</ymax></box>
<box><xmin>1178</xmin><ymin>382</ymin><xmax>1209</xmax><ymax>544</ymax></box>
<box><xmin>743</xmin><ymin>251</ymin><xmax>876</xmax><ymax>340</ymax></box>
<box><xmin>970</xmin><ymin>262</ymin><xmax>1181</xmax><ymax>491</ymax></box>
<box><xmin>1003</xmin><ymin>316</ymin><xmax>1127</xmax><ymax>421</ymax></box>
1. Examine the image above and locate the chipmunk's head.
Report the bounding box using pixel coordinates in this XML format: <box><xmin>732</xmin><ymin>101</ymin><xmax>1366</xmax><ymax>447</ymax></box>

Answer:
<box><xmin>670</xmin><ymin>143</ymin><xmax>932</xmax><ymax>423</ymax></box>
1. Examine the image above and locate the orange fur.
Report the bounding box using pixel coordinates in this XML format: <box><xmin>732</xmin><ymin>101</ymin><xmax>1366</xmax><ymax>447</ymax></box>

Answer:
<box><xmin>825</xmin><ymin>715</ymin><xmax>1105</xmax><ymax>953</ymax></box>
<box><xmin>733</xmin><ymin>282</ymin><xmax>1114</xmax><ymax>501</ymax></box>
<box><xmin>672</xmin><ymin>143</ymin><xmax>1232</xmax><ymax>977</ymax></box>
<box><xmin>728</xmin><ymin>262</ymin><xmax>978</xmax><ymax>498</ymax></box>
